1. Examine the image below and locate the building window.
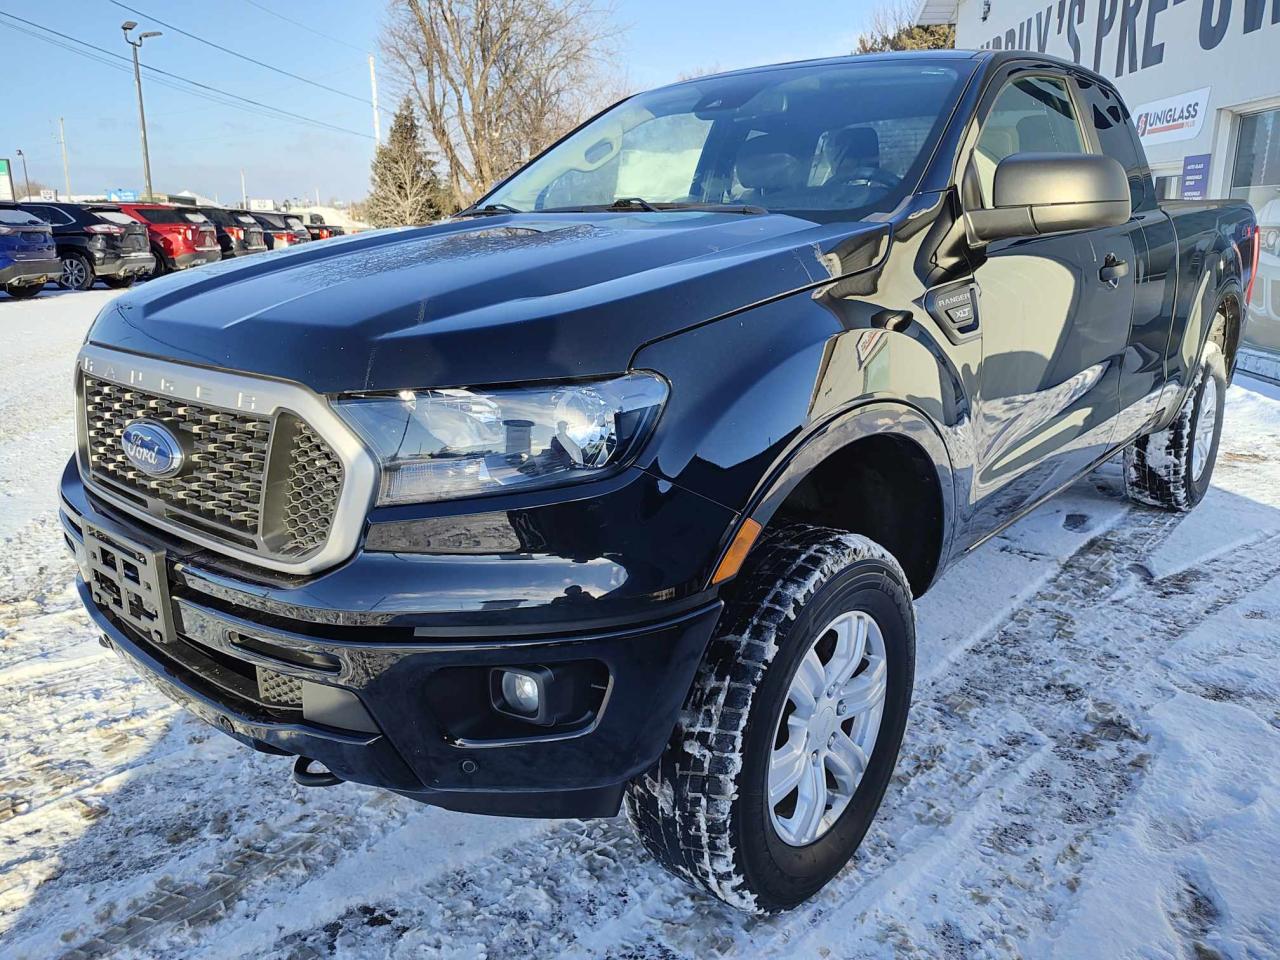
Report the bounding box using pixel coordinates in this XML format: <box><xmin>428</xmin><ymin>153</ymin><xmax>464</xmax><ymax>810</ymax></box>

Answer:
<box><xmin>1154</xmin><ymin>175</ymin><xmax>1181</xmax><ymax>200</ymax></box>
<box><xmin>1230</xmin><ymin>108</ymin><xmax>1280</xmax><ymax>209</ymax></box>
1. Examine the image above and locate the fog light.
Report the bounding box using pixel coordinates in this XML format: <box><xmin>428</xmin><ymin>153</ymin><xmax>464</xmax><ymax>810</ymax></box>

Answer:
<box><xmin>500</xmin><ymin>670</ymin><xmax>541</xmax><ymax>715</ymax></box>
<box><xmin>489</xmin><ymin>664</ymin><xmax>590</xmax><ymax>727</ymax></box>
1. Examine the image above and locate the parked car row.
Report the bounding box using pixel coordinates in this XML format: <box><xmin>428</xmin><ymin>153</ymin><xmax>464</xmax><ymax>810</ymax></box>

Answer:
<box><xmin>1</xmin><ymin>201</ymin><xmax>343</xmax><ymax>299</ymax></box>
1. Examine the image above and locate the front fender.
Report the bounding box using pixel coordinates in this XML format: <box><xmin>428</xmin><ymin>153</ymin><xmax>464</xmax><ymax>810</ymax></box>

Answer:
<box><xmin>631</xmin><ymin>290</ymin><xmax>964</xmax><ymax>592</ymax></box>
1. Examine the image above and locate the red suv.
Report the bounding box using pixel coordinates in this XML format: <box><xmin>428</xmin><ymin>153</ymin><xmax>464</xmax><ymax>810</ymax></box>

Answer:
<box><xmin>119</xmin><ymin>204</ymin><xmax>222</xmax><ymax>276</ymax></box>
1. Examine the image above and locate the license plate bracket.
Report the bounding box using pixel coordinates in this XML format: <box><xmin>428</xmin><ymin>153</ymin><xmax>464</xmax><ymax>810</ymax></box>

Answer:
<box><xmin>81</xmin><ymin>519</ymin><xmax>176</xmax><ymax>646</ymax></box>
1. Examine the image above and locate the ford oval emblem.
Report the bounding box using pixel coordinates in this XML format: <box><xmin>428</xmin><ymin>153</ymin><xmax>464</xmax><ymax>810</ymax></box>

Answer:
<box><xmin>121</xmin><ymin>420</ymin><xmax>185</xmax><ymax>479</ymax></box>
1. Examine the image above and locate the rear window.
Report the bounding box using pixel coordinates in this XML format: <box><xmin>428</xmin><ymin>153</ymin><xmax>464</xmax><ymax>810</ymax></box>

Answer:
<box><xmin>283</xmin><ymin>216</ymin><xmax>304</xmax><ymax>228</ymax></box>
<box><xmin>199</xmin><ymin>208</ymin><xmax>242</xmax><ymax>227</ymax></box>
<box><xmin>236</xmin><ymin>214</ymin><xmax>257</xmax><ymax>225</ymax></box>
<box><xmin>93</xmin><ymin>211</ymin><xmax>138</xmax><ymax>226</ymax></box>
<box><xmin>0</xmin><ymin>209</ymin><xmax>45</xmax><ymax>226</ymax></box>
<box><xmin>256</xmin><ymin>213</ymin><xmax>286</xmax><ymax>228</ymax></box>
<box><xmin>131</xmin><ymin>207</ymin><xmax>195</xmax><ymax>224</ymax></box>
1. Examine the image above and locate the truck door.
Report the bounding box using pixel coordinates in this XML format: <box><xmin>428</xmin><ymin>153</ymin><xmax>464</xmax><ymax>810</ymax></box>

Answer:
<box><xmin>1075</xmin><ymin>76</ymin><xmax>1176</xmax><ymax>443</ymax></box>
<box><xmin>963</xmin><ymin>69</ymin><xmax>1137</xmax><ymax>539</ymax></box>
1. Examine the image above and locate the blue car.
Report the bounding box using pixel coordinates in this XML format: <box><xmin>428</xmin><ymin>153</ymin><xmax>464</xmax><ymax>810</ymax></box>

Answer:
<box><xmin>0</xmin><ymin>202</ymin><xmax>58</xmax><ymax>299</ymax></box>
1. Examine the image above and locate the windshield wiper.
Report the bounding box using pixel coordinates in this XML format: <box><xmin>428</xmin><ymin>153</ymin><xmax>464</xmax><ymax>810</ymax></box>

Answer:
<box><xmin>610</xmin><ymin>197</ymin><xmax>657</xmax><ymax>211</ymax></box>
<box><xmin>456</xmin><ymin>202</ymin><xmax>523</xmax><ymax>217</ymax></box>
<box><xmin>655</xmin><ymin>201</ymin><xmax>768</xmax><ymax>215</ymax></box>
<box><xmin>538</xmin><ymin>200</ymin><xmax>768</xmax><ymax>215</ymax></box>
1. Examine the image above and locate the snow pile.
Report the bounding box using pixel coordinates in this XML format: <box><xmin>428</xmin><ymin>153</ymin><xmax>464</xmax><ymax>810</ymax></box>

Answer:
<box><xmin>1</xmin><ymin>290</ymin><xmax>1278</xmax><ymax>958</ymax></box>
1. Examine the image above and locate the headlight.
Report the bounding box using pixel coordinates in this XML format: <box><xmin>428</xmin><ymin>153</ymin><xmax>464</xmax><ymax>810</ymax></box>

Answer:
<box><xmin>334</xmin><ymin>372</ymin><xmax>669</xmax><ymax>505</ymax></box>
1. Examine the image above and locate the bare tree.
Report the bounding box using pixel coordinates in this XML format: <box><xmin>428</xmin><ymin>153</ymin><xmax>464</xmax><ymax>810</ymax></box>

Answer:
<box><xmin>855</xmin><ymin>1</ymin><xmax>955</xmax><ymax>53</ymax></box>
<box><xmin>381</xmin><ymin>0</ymin><xmax>621</xmax><ymax>211</ymax></box>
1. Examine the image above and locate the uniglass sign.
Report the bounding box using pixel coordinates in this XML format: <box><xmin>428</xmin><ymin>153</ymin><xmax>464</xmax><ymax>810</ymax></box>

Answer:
<box><xmin>1132</xmin><ymin>87</ymin><xmax>1212</xmax><ymax>146</ymax></box>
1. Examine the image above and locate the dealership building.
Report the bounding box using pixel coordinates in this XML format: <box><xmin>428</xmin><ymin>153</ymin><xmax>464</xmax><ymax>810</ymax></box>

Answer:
<box><xmin>916</xmin><ymin>0</ymin><xmax>1280</xmax><ymax>371</ymax></box>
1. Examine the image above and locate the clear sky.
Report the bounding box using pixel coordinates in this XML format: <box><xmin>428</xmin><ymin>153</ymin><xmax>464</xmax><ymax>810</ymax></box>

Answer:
<box><xmin>0</xmin><ymin>0</ymin><xmax>877</xmax><ymax>204</ymax></box>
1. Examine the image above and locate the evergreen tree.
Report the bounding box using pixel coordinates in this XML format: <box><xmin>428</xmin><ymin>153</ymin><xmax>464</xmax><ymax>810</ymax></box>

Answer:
<box><xmin>855</xmin><ymin>3</ymin><xmax>955</xmax><ymax>53</ymax></box>
<box><xmin>364</xmin><ymin>97</ymin><xmax>445</xmax><ymax>227</ymax></box>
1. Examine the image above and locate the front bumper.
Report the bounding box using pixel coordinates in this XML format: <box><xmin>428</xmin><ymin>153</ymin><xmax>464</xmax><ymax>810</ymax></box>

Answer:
<box><xmin>60</xmin><ymin>460</ymin><xmax>727</xmax><ymax>818</ymax></box>
<box><xmin>0</xmin><ymin>256</ymin><xmax>59</xmax><ymax>286</ymax></box>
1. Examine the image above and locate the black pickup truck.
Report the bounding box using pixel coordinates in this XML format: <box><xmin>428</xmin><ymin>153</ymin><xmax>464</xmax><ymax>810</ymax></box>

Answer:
<box><xmin>61</xmin><ymin>51</ymin><xmax>1256</xmax><ymax>913</ymax></box>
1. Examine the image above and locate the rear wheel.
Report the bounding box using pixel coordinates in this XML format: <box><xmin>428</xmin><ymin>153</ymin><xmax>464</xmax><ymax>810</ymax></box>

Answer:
<box><xmin>148</xmin><ymin>247</ymin><xmax>169</xmax><ymax>277</ymax></box>
<box><xmin>102</xmin><ymin>274</ymin><xmax>136</xmax><ymax>289</ymax></box>
<box><xmin>4</xmin><ymin>283</ymin><xmax>42</xmax><ymax>300</ymax></box>
<box><xmin>59</xmin><ymin>252</ymin><xmax>94</xmax><ymax>291</ymax></box>
<box><xmin>626</xmin><ymin>524</ymin><xmax>915</xmax><ymax>913</ymax></box>
<box><xmin>1123</xmin><ymin>338</ymin><xmax>1226</xmax><ymax>512</ymax></box>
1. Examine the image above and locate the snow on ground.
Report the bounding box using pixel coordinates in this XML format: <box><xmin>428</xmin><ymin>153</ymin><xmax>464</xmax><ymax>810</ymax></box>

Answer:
<box><xmin>1</xmin><ymin>289</ymin><xmax>1278</xmax><ymax>959</ymax></box>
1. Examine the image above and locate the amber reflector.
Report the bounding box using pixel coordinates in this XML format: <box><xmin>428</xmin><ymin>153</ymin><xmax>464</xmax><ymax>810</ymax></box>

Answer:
<box><xmin>712</xmin><ymin>517</ymin><xmax>763</xmax><ymax>585</ymax></box>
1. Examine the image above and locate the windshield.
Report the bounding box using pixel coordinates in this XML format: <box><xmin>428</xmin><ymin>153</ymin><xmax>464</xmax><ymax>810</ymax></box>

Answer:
<box><xmin>482</xmin><ymin>59</ymin><xmax>971</xmax><ymax>221</ymax></box>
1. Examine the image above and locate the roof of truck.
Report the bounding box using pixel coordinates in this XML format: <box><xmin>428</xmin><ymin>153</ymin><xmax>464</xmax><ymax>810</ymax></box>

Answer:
<box><xmin>658</xmin><ymin>48</ymin><xmax>1112</xmax><ymax>92</ymax></box>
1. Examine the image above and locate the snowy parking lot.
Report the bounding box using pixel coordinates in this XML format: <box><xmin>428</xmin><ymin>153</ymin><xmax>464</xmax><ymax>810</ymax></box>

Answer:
<box><xmin>2</xmin><ymin>289</ymin><xmax>1279</xmax><ymax>959</ymax></box>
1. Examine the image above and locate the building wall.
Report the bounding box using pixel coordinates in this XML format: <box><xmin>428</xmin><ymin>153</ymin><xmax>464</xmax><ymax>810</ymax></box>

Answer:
<box><xmin>953</xmin><ymin>0</ymin><xmax>1280</xmax><ymax>194</ymax></box>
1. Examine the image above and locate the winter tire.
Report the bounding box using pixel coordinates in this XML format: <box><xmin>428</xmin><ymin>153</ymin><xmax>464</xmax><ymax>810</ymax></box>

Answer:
<box><xmin>1123</xmin><ymin>337</ymin><xmax>1226</xmax><ymax>512</ymax></box>
<box><xmin>59</xmin><ymin>252</ymin><xmax>93</xmax><ymax>291</ymax></box>
<box><xmin>626</xmin><ymin>524</ymin><xmax>915</xmax><ymax>913</ymax></box>
<box><xmin>4</xmin><ymin>283</ymin><xmax>42</xmax><ymax>300</ymax></box>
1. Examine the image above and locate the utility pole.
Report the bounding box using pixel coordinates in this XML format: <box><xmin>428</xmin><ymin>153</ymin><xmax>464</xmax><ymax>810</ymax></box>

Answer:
<box><xmin>368</xmin><ymin>54</ymin><xmax>381</xmax><ymax>143</ymax></box>
<box><xmin>240</xmin><ymin>168</ymin><xmax>247</xmax><ymax>208</ymax></box>
<box><xmin>122</xmin><ymin>21</ymin><xmax>162</xmax><ymax>200</ymax></box>
<box><xmin>14</xmin><ymin>149</ymin><xmax>31</xmax><ymax>199</ymax></box>
<box><xmin>58</xmin><ymin>117</ymin><xmax>71</xmax><ymax>198</ymax></box>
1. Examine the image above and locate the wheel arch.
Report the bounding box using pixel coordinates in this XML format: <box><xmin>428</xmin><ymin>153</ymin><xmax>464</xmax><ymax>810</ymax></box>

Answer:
<box><xmin>716</xmin><ymin>401</ymin><xmax>956</xmax><ymax>598</ymax></box>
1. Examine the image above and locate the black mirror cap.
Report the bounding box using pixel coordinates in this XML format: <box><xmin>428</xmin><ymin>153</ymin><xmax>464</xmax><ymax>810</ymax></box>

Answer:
<box><xmin>968</xmin><ymin>152</ymin><xmax>1131</xmax><ymax>243</ymax></box>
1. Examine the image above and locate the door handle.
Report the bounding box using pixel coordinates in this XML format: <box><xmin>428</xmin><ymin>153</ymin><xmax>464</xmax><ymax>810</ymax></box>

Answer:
<box><xmin>1100</xmin><ymin>254</ymin><xmax>1129</xmax><ymax>287</ymax></box>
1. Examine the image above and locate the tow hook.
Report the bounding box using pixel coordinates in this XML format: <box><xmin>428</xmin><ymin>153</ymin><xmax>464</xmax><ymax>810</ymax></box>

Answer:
<box><xmin>292</xmin><ymin>756</ymin><xmax>343</xmax><ymax>788</ymax></box>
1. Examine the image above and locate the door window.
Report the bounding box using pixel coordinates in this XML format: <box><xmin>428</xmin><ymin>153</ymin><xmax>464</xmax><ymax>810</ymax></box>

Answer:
<box><xmin>1078</xmin><ymin>78</ymin><xmax>1153</xmax><ymax>212</ymax></box>
<box><xmin>26</xmin><ymin>205</ymin><xmax>73</xmax><ymax>225</ymax></box>
<box><xmin>973</xmin><ymin>76</ymin><xmax>1085</xmax><ymax>204</ymax></box>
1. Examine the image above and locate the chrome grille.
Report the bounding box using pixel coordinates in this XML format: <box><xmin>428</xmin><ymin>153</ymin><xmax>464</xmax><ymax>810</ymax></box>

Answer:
<box><xmin>81</xmin><ymin>374</ymin><xmax>345</xmax><ymax>562</ymax></box>
<box><xmin>84</xmin><ymin>377</ymin><xmax>269</xmax><ymax>534</ymax></box>
<box><xmin>282</xmin><ymin>420</ymin><xmax>344</xmax><ymax>556</ymax></box>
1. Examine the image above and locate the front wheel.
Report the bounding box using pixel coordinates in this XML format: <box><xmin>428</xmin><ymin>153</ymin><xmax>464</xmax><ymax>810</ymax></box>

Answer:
<box><xmin>626</xmin><ymin>524</ymin><xmax>915</xmax><ymax>913</ymax></box>
<box><xmin>1123</xmin><ymin>340</ymin><xmax>1226</xmax><ymax>511</ymax></box>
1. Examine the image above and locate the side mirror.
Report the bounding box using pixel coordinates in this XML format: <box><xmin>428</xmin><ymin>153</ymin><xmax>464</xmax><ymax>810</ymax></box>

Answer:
<box><xmin>966</xmin><ymin>153</ymin><xmax>1131</xmax><ymax>243</ymax></box>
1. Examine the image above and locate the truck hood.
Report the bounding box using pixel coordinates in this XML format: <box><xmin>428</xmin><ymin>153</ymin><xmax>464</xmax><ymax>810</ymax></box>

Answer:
<box><xmin>88</xmin><ymin>211</ymin><xmax>889</xmax><ymax>393</ymax></box>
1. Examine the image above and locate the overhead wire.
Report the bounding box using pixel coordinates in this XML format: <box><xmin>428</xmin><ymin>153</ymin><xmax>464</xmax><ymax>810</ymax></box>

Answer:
<box><xmin>241</xmin><ymin>0</ymin><xmax>369</xmax><ymax>53</ymax></box>
<box><xmin>109</xmin><ymin>0</ymin><xmax>379</xmax><ymax>108</ymax></box>
<box><xmin>0</xmin><ymin>11</ymin><xmax>373</xmax><ymax>140</ymax></box>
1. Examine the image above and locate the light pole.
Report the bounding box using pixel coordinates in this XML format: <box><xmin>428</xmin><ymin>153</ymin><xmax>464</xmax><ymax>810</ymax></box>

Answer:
<box><xmin>14</xmin><ymin>149</ymin><xmax>31</xmax><ymax>199</ymax></box>
<box><xmin>122</xmin><ymin>21</ymin><xmax>161</xmax><ymax>200</ymax></box>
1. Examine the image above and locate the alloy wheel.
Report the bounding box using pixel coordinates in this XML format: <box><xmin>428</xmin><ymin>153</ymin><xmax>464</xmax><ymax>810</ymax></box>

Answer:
<box><xmin>1192</xmin><ymin>369</ymin><xmax>1220</xmax><ymax>483</ymax></box>
<box><xmin>768</xmin><ymin>609</ymin><xmax>888</xmax><ymax>846</ymax></box>
<box><xmin>62</xmin><ymin>257</ymin><xmax>87</xmax><ymax>289</ymax></box>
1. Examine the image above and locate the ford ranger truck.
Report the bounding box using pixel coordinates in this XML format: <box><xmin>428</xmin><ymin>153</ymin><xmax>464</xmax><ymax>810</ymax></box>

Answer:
<box><xmin>60</xmin><ymin>51</ymin><xmax>1256</xmax><ymax>913</ymax></box>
